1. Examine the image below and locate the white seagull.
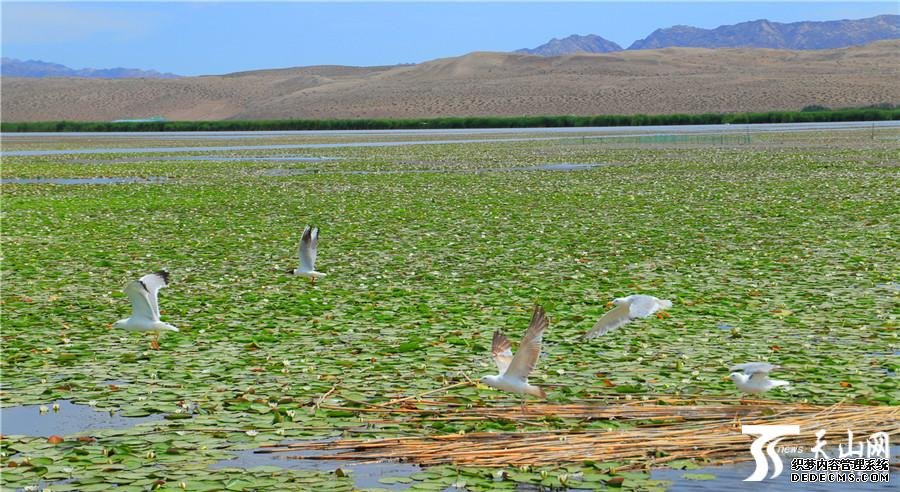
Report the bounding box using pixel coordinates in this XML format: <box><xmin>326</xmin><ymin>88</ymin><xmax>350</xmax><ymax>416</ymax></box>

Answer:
<box><xmin>291</xmin><ymin>225</ymin><xmax>326</xmax><ymax>283</ymax></box>
<box><xmin>113</xmin><ymin>271</ymin><xmax>178</xmax><ymax>350</ymax></box>
<box><xmin>729</xmin><ymin>362</ymin><xmax>790</xmax><ymax>395</ymax></box>
<box><xmin>582</xmin><ymin>294</ymin><xmax>672</xmax><ymax>339</ymax></box>
<box><xmin>481</xmin><ymin>305</ymin><xmax>549</xmax><ymax>402</ymax></box>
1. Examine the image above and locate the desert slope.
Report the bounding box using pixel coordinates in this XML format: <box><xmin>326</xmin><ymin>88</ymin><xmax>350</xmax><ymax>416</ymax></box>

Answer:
<box><xmin>2</xmin><ymin>41</ymin><xmax>898</xmax><ymax>121</ymax></box>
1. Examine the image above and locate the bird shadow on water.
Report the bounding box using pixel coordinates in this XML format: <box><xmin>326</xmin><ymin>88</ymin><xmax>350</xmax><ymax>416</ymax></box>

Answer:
<box><xmin>0</xmin><ymin>399</ymin><xmax>164</xmax><ymax>437</ymax></box>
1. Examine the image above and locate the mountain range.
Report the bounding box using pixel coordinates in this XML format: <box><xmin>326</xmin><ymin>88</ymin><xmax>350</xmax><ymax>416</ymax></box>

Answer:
<box><xmin>518</xmin><ymin>14</ymin><xmax>899</xmax><ymax>56</ymax></box>
<box><xmin>0</xmin><ymin>58</ymin><xmax>180</xmax><ymax>79</ymax></box>
<box><xmin>3</xmin><ymin>40</ymin><xmax>897</xmax><ymax>121</ymax></box>
<box><xmin>516</xmin><ymin>34</ymin><xmax>622</xmax><ymax>56</ymax></box>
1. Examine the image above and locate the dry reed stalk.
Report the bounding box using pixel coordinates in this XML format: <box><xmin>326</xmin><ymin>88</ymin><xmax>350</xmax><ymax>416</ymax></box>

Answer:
<box><xmin>374</xmin><ymin>381</ymin><xmax>475</xmax><ymax>408</ymax></box>
<box><xmin>313</xmin><ymin>383</ymin><xmax>339</xmax><ymax>411</ymax></box>
<box><xmin>261</xmin><ymin>402</ymin><xmax>898</xmax><ymax>468</ymax></box>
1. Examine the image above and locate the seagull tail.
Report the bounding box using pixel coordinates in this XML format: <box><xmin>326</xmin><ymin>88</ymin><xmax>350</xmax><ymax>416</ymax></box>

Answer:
<box><xmin>772</xmin><ymin>379</ymin><xmax>790</xmax><ymax>388</ymax></box>
<box><xmin>580</xmin><ymin>329</ymin><xmax>605</xmax><ymax>341</ymax></box>
<box><xmin>527</xmin><ymin>386</ymin><xmax>547</xmax><ymax>399</ymax></box>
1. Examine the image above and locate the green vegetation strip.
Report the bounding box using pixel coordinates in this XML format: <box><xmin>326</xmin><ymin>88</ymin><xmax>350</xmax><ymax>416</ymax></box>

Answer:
<box><xmin>2</xmin><ymin>107</ymin><xmax>898</xmax><ymax>132</ymax></box>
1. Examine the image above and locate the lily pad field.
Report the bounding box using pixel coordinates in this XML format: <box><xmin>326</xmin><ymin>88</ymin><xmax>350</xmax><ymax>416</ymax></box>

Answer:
<box><xmin>2</xmin><ymin>125</ymin><xmax>898</xmax><ymax>491</ymax></box>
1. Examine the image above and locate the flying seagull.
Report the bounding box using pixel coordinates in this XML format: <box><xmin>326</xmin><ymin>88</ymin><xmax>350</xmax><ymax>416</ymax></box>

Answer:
<box><xmin>113</xmin><ymin>271</ymin><xmax>178</xmax><ymax>350</ymax></box>
<box><xmin>291</xmin><ymin>225</ymin><xmax>326</xmax><ymax>283</ymax></box>
<box><xmin>481</xmin><ymin>305</ymin><xmax>549</xmax><ymax>404</ymax></box>
<box><xmin>581</xmin><ymin>294</ymin><xmax>672</xmax><ymax>339</ymax></box>
<box><xmin>729</xmin><ymin>362</ymin><xmax>790</xmax><ymax>395</ymax></box>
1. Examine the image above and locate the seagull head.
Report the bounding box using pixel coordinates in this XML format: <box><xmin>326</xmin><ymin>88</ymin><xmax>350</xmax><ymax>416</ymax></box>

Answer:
<box><xmin>480</xmin><ymin>375</ymin><xmax>498</xmax><ymax>385</ymax></box>
<box><xmin>607</xmin><ymin>297</ymin><xmax>628</xmax><ymax>308</ymax></box>
<box><xmin>728</xmin><ymin>372</ymin><xmax>747</xmax><ymax>384</ymax></box>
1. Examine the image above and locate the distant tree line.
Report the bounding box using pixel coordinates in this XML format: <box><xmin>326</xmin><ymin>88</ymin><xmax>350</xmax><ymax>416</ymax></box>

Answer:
<box><xmin>2</xmin><ymin>107</ymin><xmax>897</xmax><ymax>132</ymax></box>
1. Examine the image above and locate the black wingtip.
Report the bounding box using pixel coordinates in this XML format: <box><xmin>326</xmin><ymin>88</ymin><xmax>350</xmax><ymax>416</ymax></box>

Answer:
<box><xmin>154</xmin><ymin>270</ymin><xmax>170</xmax><ymax>285</ymax></box>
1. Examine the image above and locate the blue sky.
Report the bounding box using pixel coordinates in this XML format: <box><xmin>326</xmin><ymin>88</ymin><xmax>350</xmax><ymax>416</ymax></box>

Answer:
<box><xmin>1</xmin><ymin>1</ymin><xmax>896</xmax><ymax>75</ymax></box>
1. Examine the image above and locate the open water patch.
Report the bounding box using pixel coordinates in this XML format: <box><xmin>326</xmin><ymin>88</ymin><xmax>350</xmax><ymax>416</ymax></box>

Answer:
<box><xmin>0</xmin><ymin>400</ymin><xmax>164</xmax><ymax>437</ymax></box>
<box><xmin>212</xmin><ymin>447</ymin><xmax>420</xmax><ymax>490</ymax></box>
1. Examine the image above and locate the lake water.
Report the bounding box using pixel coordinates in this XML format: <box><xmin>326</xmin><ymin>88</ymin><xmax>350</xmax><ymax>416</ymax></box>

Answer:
<box><xmin>3</xmin><ymin>121</ymin><xmax>897</xmax><ymax>157</ymax></box>
<box><xmin>212</xmin><ymin>448</ymin><xmax>420</xmax><ymax>490</ymax></box>
<box><xmin>0</xmin><ymin>400</ymin><xmax>163</xmax><ymax>437</ymax></box>
<box><xmin>208</xmin><ymin>443</ymin><xmax>898</xmax><ymax>491</ymax></box>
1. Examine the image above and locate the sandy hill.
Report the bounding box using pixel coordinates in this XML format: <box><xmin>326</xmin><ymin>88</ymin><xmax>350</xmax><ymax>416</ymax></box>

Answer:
<box><xmin>2</xmin><ymin>41</ymin><xmax>898</xmax><ymax>121</ymax></box>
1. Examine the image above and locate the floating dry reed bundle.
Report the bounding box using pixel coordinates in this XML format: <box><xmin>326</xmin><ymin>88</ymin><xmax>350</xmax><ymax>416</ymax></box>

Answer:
<box><xmin>261</xmin><ymin>398</ymin><xmax>899</xmax><ymax>467</ymax></box>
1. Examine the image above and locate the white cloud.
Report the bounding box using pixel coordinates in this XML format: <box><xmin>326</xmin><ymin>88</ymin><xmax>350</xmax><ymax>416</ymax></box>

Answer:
<box><xmin>1</xmin><ymin>3</ymin><xmax>158</xmax><ymax>45</ymax></box>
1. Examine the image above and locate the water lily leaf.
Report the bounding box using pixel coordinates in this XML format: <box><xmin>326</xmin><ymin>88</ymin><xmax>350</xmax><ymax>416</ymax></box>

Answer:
<box><xmin>379</xmin><ymin>476</ymin><xmax>414</xmax><ymax>484</ymax></box>
<box><xmin>682</xmin><ymin>473</ymin><xmax>717</xmax><ymax>480</ymax></box>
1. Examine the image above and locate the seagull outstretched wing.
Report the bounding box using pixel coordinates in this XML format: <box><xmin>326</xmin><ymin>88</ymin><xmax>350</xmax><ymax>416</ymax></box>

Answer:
<box><xmin>582</xmin><ymin>302</ymin><xmax>634</xmax><ymax>339</ymax></box>
<box><xmin>298</xmin><ymin>226</ymin><xmax>319</xmax><ymax>272</ymax></box>
<box><xmin>124</xmin><ymin>271</ymin><xmax>169</xmax><ymax>322</ymax></box>
<box><xmin>731</xmin><ymin>362</ymin><xmax>780</xmax><ymax>376</ymax></box>
<box><xmin>491</xmin><ymin>331</ymin><xmax>513</xmax><ymax>375</ymax></box>
<box><xmin>504</xmin><ymin>306</ymin><xmax>548</xmax><ymax>381</ymax></box>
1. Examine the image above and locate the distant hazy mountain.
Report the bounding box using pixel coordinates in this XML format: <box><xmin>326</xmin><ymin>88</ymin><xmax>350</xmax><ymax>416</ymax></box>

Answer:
<box><xmin>516</xmin><ymin>34</ymin><xmax>623</xmax><ymax>56</ymax></box>
<box><xmin>517</xmin><ymin>14</ymin><xmax>899</xmax><ymax>56</ymax></box>
<box><xmin>629</xmin><ymin>14</ymin><xmax>900</xmax><ymax>50</ymax></box>
<box><xmin>1</xmin><ymin>58</ymin><xmax>180</xmax><ymax>79</ymax></box>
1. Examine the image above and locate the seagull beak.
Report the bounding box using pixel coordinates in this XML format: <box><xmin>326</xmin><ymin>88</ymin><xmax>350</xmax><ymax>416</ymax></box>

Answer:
<box><xmin>722</xmin><ymin>376</ymin><xmax>731</xmax><ymax>382</ymax></box>
<box><xmin>605</xmin><ymin>301</ymin><xmax>615</xmax><ymax>308</ymax></box>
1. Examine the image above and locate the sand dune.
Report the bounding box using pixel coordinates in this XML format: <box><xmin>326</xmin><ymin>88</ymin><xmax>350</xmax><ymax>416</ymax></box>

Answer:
<box><xmin>2</xmin><ymin>41</ymin><xmax>898</xmax><ymax>121</ymax></box>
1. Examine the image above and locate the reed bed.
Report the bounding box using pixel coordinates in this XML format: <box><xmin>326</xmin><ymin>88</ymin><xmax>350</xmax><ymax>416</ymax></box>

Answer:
<box><xmin>260</xmin><ymin>399</ymin><xmax>899</xmax><ymax>467</ymax></box>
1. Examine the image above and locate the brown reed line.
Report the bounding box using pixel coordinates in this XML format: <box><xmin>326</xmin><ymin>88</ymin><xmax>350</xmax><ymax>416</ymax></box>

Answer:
<box><xmin>260</xmin><ymin>400</ymin><xmax>899</xmax><ymax>467</ymax></box>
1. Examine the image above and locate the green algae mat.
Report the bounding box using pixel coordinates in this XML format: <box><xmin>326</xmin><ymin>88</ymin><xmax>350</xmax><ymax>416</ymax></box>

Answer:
<box><xmin>2</xmin><ymin>130</ymin><xmax>898</xmax><ymax>491</ymax></box>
